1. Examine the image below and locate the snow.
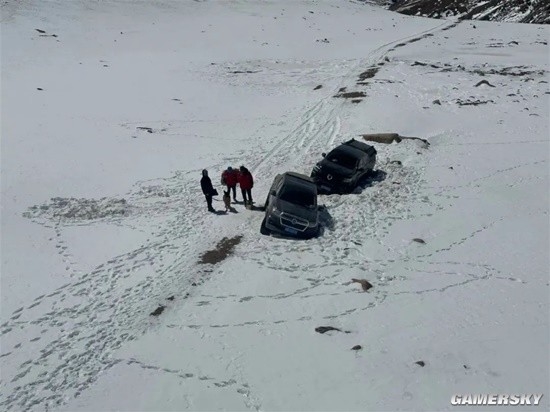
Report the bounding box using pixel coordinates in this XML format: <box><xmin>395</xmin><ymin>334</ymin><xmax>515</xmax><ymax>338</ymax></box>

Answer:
<box><xmin>1</xmin><ymin>0</ymin><xmax>548</xmax><ymax>411</ymax></box>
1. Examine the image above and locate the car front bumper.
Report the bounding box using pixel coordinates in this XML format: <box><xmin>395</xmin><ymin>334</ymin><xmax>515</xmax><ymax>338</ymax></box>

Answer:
<box><xmin>265</xmin><ymin>216</ymin><xmax>319</xmax><ymax>239</ymax></box>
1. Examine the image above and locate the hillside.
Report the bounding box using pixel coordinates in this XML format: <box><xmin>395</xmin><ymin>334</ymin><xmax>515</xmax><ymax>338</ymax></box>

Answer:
<box><xmin>388</xmin><ymin>0</ymin><xmax>550</xmax><ymax>23</ymax></box>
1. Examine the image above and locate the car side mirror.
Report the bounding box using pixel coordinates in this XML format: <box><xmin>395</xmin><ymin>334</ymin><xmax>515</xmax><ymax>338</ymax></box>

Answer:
<box><xmin>321</xmin><ymin>153</ymin><xmax>326</xmax><ymax>158</ymax></box>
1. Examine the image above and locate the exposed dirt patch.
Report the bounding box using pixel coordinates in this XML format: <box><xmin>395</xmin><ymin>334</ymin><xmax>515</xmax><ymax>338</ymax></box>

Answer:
<box><xmin>456</xmin><ymin>98</ymin><xmax>495</xmax><ymax>106</ymax></box>
<box><xmin>357</xmin><ymin>67</ymin><xmax>379</xmax><ymax>82</ymax></box>
<box><xmin>24</xmin><ymin>197</ymin><xmax>130</xmax><ymax>221</ymax></box>
<box><xmin>230</xmin><ymin>70</ymin><xmax>261</xmax><ymax>74</ymax></box>
<box><xmin>199</xmin><ymin>235</ymin><xmax>243</xmax><ymax>265</ymax></box>
<box><xmin>360</xmin><ymin>133</ymin><xmax>430</xmax><ymax>147</ymax></box>
<box><xmin>334</xmin><ymin>91</ymin><xmax>367</xmax><ymax>99</ymax></box>
<box><xmin>315</xmin><ymin>326</ymin><xmax>351</xmax><ymax>334</ymax></box>
<box><xmin>361</xmin><ymin>133</ymin><xmax>402</xmax><ymax>144</ymax></box>
<box><xmin>411</xmin><ymin>61</ymin><xmax>546</xmax><ymax>79</ymax></box>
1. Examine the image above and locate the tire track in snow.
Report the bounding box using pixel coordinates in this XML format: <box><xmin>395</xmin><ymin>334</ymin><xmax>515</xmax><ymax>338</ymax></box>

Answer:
<box><xmin>1</xmin><ymin>19</ymin><xmax>460</xmax><ymax>412</ymax></box>
<box><xmin>1</xmin><ymin>170</ymin><xmax>236</xmax><ymax>411</ymax></box>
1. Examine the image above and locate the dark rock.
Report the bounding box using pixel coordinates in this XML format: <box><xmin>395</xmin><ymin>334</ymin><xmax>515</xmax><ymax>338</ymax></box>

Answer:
<box><xmin>351</xmin><ymin>278</ymin><xmax>373</xmax><ymax>291</ymax></box>
<box><xmin>316</xmin><ymin>326</ymin><xmax>351</xmax><ymax>334</ymax></box>
<box><xmin>37</xmin><ymin>87</ymin><xmax>43</xmax><ymax>91</ymax></box>
<box><xmin>314</xmin><ymin>84</ymin><xmax>323</xmax><ymax>90</ymax></box>
<box><xmin>35</xmin><ymin>28</ymin><xmax>46</xmax><ymax>34</ymax></box>
<box><xmin>475</xmin><ymin>79</ymin><xmax>496</xmax><ymax>87</ymax></box>
<box><xmin>167</xmin><ymin>296</ymin><xmax>175</xmax><ymax>301</ymax></box>
<box><xmin>150</xmin><ymin>305</ymin><xmax>165</xmax><ymax>316</ymax></box>
<box><xmin>315</xmin><ymin>326</ymin><xmax>341</xmax><ymax>334</ymax></box>
<box><xmin>412</xmin><ymin>238</ymin><xmax>426</xmax><ymax>244</ymax></box>
<box><xmin>433</xmin><ymin>99</ymin><xmax>442</xmax><ymax>105</ymax></box>
<box><xmin>351</xmin><ymin>345</ymin><xmax>362</xmax><ymax>351</ymax></box>
<box><xmin>415</xmin><ymin>360</ymin><xmax>425</xmax><ymax>367</ymax></box>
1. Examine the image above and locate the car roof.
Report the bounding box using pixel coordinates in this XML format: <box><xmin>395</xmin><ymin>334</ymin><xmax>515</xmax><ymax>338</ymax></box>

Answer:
<box><xmin>281</xmin><ymin>172</ymin><xmax>317</xmax><ymax>191</ymax></box>
<box><xmin>282</xmin><ymin>171</ymin><xmax>315</xmax><ymax>184</ymax></box>
<box><xmin>342</xmin><ymin>139</ymin><xmax>375</xmax><ymax>153</ymax></box>
<box><xmin>329</xmin><ymin>145</ymin><xmax>364</xmax><ymax>158</ymax></box>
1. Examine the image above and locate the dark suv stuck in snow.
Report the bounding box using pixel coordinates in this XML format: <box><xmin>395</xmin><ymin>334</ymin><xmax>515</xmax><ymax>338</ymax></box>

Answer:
<box><xmin>310</xmin><ymin>138</ymin><xmax>377</xmax><ymax>193</ymax></box>
<box><xmin>261</xmin><ymin>172</ymin><xmax>320</xmax><ymax>239</ymax></box>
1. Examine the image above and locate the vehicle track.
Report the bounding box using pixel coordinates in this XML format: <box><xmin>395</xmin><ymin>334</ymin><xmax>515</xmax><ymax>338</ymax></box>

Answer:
<box><xmin>1</xmin><ymin>19</ymin><xmax>460</xmax><ymax>412</ymax></box>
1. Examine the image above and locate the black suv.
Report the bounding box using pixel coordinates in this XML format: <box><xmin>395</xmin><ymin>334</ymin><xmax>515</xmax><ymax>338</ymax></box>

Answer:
<box><xmin>261</xmin><ymin>172</ymin><xmax>320</xmax><ymax>239</ymax></box>
<box><xmin>310</xmin><ymin>138</ymin><xmax>377</xmax><ymax>193</ymax></box>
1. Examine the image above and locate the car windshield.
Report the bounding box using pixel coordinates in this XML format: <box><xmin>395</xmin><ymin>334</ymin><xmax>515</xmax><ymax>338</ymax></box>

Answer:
<box><xmin>326</xmin><ymin>150</ymin><xmax>358</xmax><ymax>170</ymax></box>
<box><xmin>279</xmin><ymin>186</ymin><xmax>316</xmax><ymax>208</ymax></box>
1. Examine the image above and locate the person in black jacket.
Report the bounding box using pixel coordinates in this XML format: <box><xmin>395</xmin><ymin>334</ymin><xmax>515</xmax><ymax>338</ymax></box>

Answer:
<box><xmin>200</xmin><ymin>169</ymin><xmax>216</xmax><ymax>212</ymax></box>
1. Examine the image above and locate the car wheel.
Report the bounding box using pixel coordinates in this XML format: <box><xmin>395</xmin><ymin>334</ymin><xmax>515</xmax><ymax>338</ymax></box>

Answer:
<box><xmin>260</xmin><ymin>217</ymin><xmax>270</xmax><ymax>236</ymax></box>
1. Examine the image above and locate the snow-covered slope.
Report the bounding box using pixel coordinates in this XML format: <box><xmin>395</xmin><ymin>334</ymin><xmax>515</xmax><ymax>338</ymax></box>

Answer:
<box><xmin>1</xmin><ymin>0</ymin><xmax>548</xmax><ymax>411</ymax></box>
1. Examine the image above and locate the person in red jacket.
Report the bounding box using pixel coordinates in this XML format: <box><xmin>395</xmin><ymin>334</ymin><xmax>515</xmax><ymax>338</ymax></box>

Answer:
<box><xmin>221</xmin><ymin>166</ymin><xmax>238</xmax><ymax>201</ymax></box>
<box><xmin>238</xmin><ymin>166</ymin><xmax>254</xmax><ymax>206</ymax></box>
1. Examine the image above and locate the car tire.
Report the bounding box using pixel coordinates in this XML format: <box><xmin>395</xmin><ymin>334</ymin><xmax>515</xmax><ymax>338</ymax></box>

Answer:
<box><xmin>260</xmin><ymin>217</ymin><xmax>270</xmax><ymax>236</ymax></box>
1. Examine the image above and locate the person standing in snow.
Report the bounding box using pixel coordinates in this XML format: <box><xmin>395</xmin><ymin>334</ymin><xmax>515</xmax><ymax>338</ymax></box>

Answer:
<box><xmin>200</xmin><ymin>169</ymin><xmax>216</xmax><ymax>213</ymax></box>
<box><xmin>221</xmin><ymin>166</ymin><xmax>238</xmax><ymax>202</ymax></box>
<box><xmin>238</xmin><ymin>166</ymin><xmax>254</xmax><ymax>206</ymax></box>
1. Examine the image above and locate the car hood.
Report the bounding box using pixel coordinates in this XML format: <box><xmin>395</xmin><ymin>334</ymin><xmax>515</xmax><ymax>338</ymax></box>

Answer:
<box><xmin>275</xmin><ymin>198</ymin><xmax>318</xmax><ymax>221</ymax></box>
<box><xmin>317</xmin><ymin>160</ymin><xmax>354</xmax><ymax>178</ymax></box>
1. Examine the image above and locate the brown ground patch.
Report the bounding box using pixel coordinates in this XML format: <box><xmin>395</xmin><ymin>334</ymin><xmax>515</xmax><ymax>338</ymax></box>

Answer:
<box><xmin>199</xmin><ymin>235</ymin><xmax>243</xmax><ymax>265</ymax></box>
<box><xmin>334</xmin><ymin>91</ymin><xmax>367</xmax><ymax>99</ymax></box>
<box><xmin>361</xmin><ymin>133</ymin><xmax>402</xmax><ymax>144</ymax></box>
<box><xmin>357</xmin><ymin>67</ymin><xmax>379</xmax><ymax>82</ymax></box>
<box><xmin>360</xmin><ymin>133</ymin><xmax>430</xmax><ymax>147</ymax></box>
